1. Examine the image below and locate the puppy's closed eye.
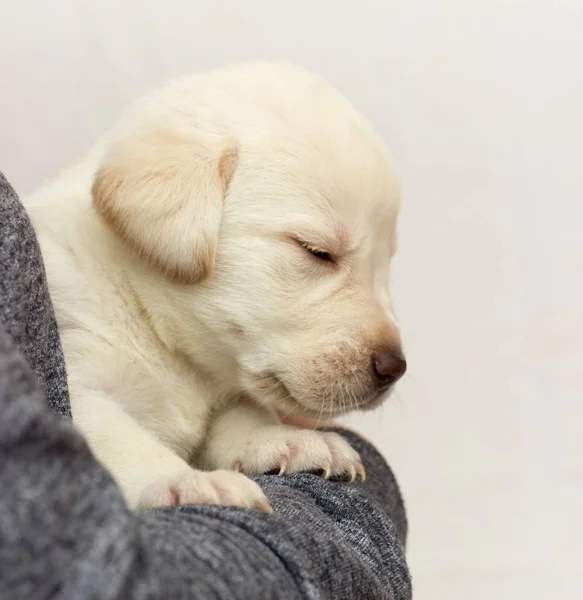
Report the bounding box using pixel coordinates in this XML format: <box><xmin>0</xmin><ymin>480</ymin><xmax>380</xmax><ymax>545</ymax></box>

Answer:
<box><xmin>299</xmin><ymin>242</ymin><xmax>334</xmax><ymax>263</ymax></box>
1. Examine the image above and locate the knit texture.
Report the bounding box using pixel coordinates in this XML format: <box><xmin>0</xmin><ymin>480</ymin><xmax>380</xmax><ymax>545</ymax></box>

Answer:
<box><xmin>0</xmin><ymin>172</ymin><xmax>69</xmax><ymax>417</ymax></box>
<box><xmin>0</xmin><ymin>172</ymin><xmax>411</xmax><ymax>599</ymax></box>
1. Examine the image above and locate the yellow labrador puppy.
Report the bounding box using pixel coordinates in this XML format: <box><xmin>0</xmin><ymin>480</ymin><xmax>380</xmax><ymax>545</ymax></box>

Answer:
<box><xmin>25</xmin><ymin>61</ymin><xmax>406</xmax><ymax>511</ymax></box>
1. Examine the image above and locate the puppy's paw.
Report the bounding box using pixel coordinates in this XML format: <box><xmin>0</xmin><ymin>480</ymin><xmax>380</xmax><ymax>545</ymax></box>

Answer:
<box><xmin>138</xmin><ymin>468</ymin><xmax>273</xmax><ymax>512</ymax></box>
<box><xmin>231</xmin><ymin>426</ymin><xmax>365</xmax><ymax>482</ymax></box>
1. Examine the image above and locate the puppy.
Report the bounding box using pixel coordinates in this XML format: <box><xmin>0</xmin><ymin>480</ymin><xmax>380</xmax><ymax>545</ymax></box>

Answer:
<box><xmin>25</xmin><ymin>61</ymin><xmax>406</xmax><ymax>511</ymax></box>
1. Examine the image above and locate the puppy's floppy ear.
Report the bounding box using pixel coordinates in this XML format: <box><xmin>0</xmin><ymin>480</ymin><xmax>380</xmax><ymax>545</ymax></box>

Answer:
<box><xmin>92</xmin><ymin>127</ymin><xmax>237</xmax><ymax>284</ymax></box>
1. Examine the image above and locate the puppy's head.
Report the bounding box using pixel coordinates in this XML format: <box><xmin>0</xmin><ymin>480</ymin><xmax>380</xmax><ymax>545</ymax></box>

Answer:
<box><xmin>93</xmin><ymin>62</ymin><xmax>405</xmax><ymax>418</ymax></box>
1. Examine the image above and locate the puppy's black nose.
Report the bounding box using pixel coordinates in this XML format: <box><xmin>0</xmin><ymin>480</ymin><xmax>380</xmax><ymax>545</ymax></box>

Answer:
<box><xmin>372</xmin><ymin>349</ymin><xmax>407</xmax><ymax>387</ymax></box>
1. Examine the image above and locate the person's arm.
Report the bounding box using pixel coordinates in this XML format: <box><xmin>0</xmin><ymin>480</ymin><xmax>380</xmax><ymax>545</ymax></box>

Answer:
<box><xmin>0</xmin><ymin>328</ymin><xmax>410</xmax><ymax>599</ymax></box>
<box><xmin>280</xmin><ymin>413</ymin><xmax>408</xmax><ymax>536</ymax></box>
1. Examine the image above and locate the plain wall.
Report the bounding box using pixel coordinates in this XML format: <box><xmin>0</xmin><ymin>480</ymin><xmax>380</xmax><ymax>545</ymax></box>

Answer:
<box><xmin>1</xmin><ymin>1</ymin><xmax>581</xmax><ymax>598</ymax></box>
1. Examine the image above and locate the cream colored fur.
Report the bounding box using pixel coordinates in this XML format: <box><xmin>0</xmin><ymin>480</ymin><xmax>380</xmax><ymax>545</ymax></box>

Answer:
<box><xmin>24</xmin><ymin>61</ymin><xmax>403</xmax><ymax>511</ymax></box>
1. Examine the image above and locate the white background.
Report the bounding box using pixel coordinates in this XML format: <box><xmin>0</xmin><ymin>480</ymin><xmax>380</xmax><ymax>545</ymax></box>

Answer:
<box><xmin>1</xmin><ymin>2</ymin><xmax>582</xmax><ymax>598</ymax></box>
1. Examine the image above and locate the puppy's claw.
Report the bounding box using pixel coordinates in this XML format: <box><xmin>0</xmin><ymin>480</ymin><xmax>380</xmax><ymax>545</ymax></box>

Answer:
<box><xmin>278</xmin><ymin>458</ymin><xmax>288</xmax><ymax>477</ymax></box>
<box><xmin>356</xmin><ymin>463</ymin><xmax>367</xmax><ymax>482</ymax></box>
<box><xmin>256</xmin><ymin>500</ymin><xmax>275</xmax><ymax>513</ymax></box>
<box><xmin>349</xmin><ymin>465</ymin><xmax>357</xmax><ymax>484</ymax></box>
<box><xmin>322</xmin><ymin>465</ymin><xmax>332</xmax><ymax>480</ymax></box>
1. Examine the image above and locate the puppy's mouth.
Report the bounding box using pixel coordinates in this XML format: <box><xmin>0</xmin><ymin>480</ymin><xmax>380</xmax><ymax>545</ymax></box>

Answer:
<box><xmin>248</xmin><ymin>371</ymin><xmax>318</xmax><ymax>416</ymax></box>
<box><xmin>252</xmin><ymin>372</ymin><xmax>297</xmax><ymax>406</ymax></box>
<box><xmin>251</xmin><ymin>372</ymin><xmax>386</xmax><ymax>418</ymax></box>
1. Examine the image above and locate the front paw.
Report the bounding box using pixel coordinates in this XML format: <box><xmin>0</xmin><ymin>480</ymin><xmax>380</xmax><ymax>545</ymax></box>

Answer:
<box><xmin>231</xmin><ymin>426</ymin><xmax>366</xmax><ymax>482</ymax></box>
<box><xmin>138</xmin><ymin>468</ymin><xmax>273</xmax><ymax>512</ymax></box>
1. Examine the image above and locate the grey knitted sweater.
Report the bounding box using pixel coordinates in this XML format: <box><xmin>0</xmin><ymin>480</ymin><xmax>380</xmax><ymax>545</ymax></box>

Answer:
<box><xmin>0</xmin><ymin>172</ymin><xmax>411</xmax><ymax>600</ymax></box>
